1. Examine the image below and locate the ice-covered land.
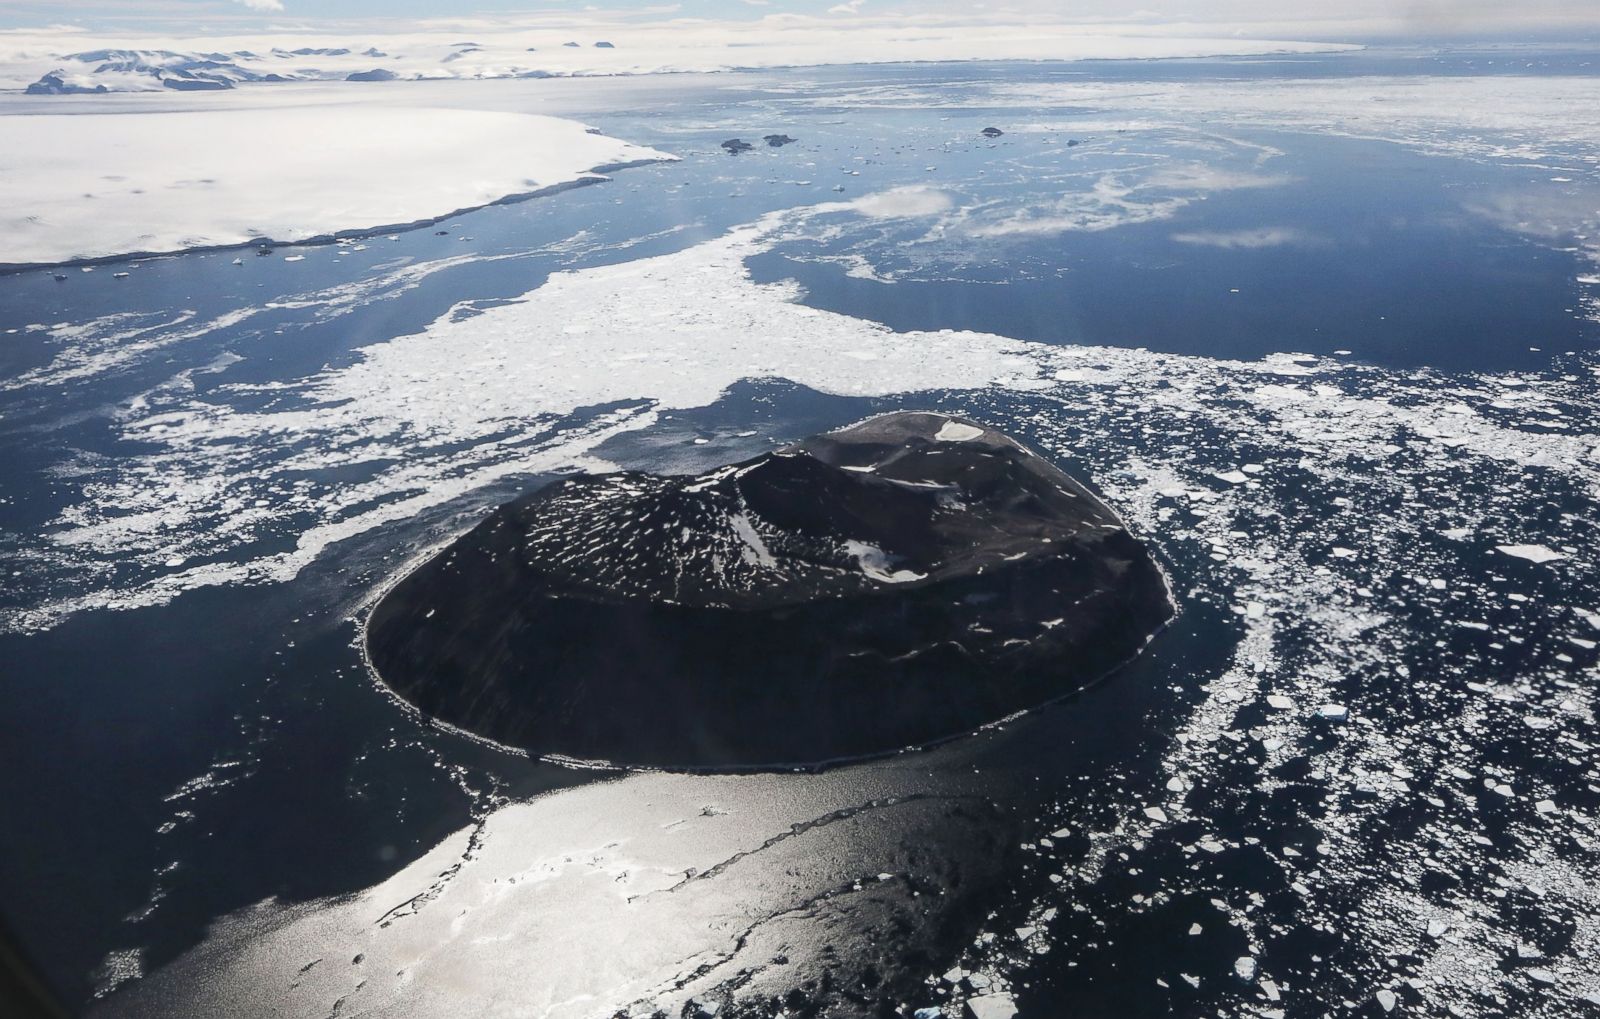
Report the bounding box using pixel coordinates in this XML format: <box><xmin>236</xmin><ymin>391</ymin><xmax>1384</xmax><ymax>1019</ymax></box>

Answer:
<box><xmin>0</xmin><ymin>12</ymin><xmax>1354</xmax><ymax>268</ymax></box>
<box><xmin>0</xmin><ymin>15</ymin><xmax>1356</xmax><ymax>93</ymax></box>
<box><xmin>0</xmin><ymin>105</ymin><xmax>673</xmax><ymax>267</ymax></box>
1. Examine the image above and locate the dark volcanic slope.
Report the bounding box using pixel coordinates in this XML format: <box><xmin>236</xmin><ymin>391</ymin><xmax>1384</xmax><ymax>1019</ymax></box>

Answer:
<box><xmin>366</xmin><ymin>412</ymin><xmax>1174</xmax><ymax>768</ymax></box>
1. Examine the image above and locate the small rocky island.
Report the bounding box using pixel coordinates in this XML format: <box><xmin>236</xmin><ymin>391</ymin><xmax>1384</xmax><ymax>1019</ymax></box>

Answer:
<box><xmin>366</xmin><ymin>413</ymin><xmax>1174</xmax><ymax>768</ymax></box>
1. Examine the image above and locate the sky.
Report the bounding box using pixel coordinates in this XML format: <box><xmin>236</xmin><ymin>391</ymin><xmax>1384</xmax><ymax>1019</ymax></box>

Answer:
<box><xmin>1</xmin><ymin>0</ymin><xmax>1599</xmax><ymax>39</ymax></box>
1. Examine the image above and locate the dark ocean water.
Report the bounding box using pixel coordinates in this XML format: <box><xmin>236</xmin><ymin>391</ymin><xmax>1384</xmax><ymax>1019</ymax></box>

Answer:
<box><xmin>749</xmin><ymin>130</ymin><xmax>1590</xmax><ymax>371</ymax></box>
<box><xmin>0</xmin><ymin>47</ymin><xmax>1597</xmax><ymax>1019</ymax></box>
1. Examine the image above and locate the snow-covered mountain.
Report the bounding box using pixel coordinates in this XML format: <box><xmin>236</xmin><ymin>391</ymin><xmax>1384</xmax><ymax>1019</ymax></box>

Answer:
<box><xmin>29</xmin><ymin>49</ymin><xmax>281</xmax><ymax>93</ymax></box>
<box><xmin>22</xmin><ymin>46</ymin><xmax>420</xmax><ymax>93</ymax></box>
<box><xmin>0</xmin><ymin>18</ymin><xmax>1359</xmax><ymax>95</ymax></box>
<box><xmin>16</xmin><ymin>39</ymin><xmax>635</xmax><ymax>94</ymax></box>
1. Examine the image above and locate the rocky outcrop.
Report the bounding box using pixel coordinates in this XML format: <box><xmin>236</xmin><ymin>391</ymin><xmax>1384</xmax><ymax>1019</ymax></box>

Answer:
<box><xmin>366</xmin><ymin>413</ymin><xmax>1174</xmax><ymax>768</ymax></box>
<box><xmin>24</xmin><ymin>72</ymin><xmax>106</xmax><ymax>95</ymax></box>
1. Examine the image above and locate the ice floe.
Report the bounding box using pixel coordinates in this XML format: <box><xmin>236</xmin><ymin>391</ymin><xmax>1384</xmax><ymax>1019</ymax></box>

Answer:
<box><xmin>1496</xmin><ymin>544</ymin><xmax>1567</xmax><ymax>564</ymax></box>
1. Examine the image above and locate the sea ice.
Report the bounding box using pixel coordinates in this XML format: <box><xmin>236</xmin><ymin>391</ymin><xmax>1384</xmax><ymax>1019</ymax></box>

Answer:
<box><xmin>1234</xmin><ymin>956</ymin><xmax>1258</xmax><ymax>982</ymax></box>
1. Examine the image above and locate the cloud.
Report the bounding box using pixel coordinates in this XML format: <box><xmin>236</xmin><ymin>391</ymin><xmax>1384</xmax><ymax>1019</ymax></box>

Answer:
<box><xmin>962</xmin><ymin>174</ymin><xmax>1182</xmax><ymax>238</ymax></box>
<box><xmin>827</xmin><ymin>0</ymin><xmax>866</xmax><ymax>14</ymax></box>
<box><xmin>954</xmin><ymin>159</ymin><xmax>1299</xmax><ymax>241</ymax></box>
<box><xmin>848</xmin><ymin>186</ymin><xmax>955</xmax><ymax>219</ymax></box>
<box><xmin>1462</xmin><ymin>191</ymin><xmax>1599</xmax><ymax>242</ymax></box>
<box><xmin>1171</xmin><ymin>226</ymin><xmax>1317</xmax><ymax>248</ymax></box>
<box><xmin>234</xmin><ymin>0</ymin><xmax>285</xmax><ymax>11</ymax></box>
<box><xmin>966</xmin><ymin>200</ymin><xmax>1179</xmax><ymax>238</ymax></box>
<box><xmin>1141</xmin><ymin>165</ymin><xmax>1293</xmax><ymax>191</ymax></box>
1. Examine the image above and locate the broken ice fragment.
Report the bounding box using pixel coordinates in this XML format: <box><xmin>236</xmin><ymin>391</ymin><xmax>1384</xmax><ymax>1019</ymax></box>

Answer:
<box><xmin>964</xmin><ymin>994</ymin><xmax>1017</xmax><ymax>1019</ymax></box>
<box><xmin>1496</xmin><ymin>544</ymin><xmax>1565</xmax><ymax>564</ymax></box>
